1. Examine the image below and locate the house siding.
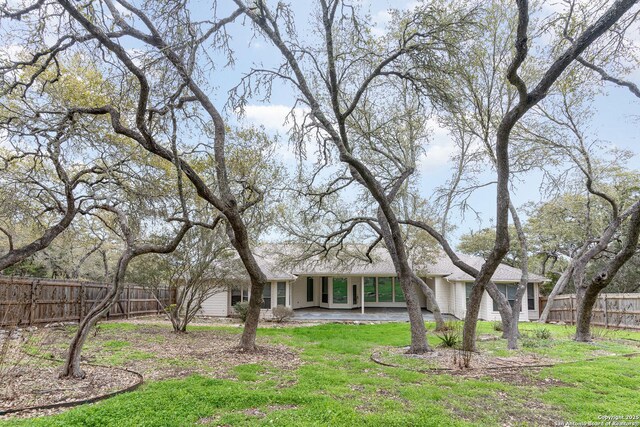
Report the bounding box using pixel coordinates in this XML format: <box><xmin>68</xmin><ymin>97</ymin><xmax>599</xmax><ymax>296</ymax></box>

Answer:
<box><xmin>199</xmin><ymin>290</ymin><xmax>228</xmax><ymax>317</ymax></box>
<box><xmin>433</xmin><ymin>277</ymin><xmax>451</xmax><ymax>314</ymax></box>
<box><xmin>292</xmin><ymin>276</ymin><xmax>316</xmax><ymax>309</ymax></box>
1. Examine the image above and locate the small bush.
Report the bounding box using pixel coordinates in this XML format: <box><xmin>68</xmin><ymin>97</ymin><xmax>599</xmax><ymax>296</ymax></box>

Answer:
<box><xmin>233</xmin><ymin>302</ymin><xmax>251</xmax><ymax>323</ymax></box>
<box><xmin>437</xmin><ymin>329</ymin><xmax>460</xmax><ymax>348</ymax></box>
<box><xmin>436</xmin><ymin>321</ymin><xmax>461</xmax><ymax>348</ymax></box>
<box><xmin>492</xmin><ymin>321</ymin><xmax>504</xmax><ymax>332</ymax></box>
<box><xmin>272</xmin><ymin>305</ymin><xmax>294</xmax><ymax>323</ymax></box>
<box><xmin>533</xmin><ymin>327</ymin><xmax>552</xmax><ymax>340</ymax></box>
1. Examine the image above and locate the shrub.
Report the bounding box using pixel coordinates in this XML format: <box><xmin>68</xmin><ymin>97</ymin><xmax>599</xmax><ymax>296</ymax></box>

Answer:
<box><xmin>272</xmin><ymin>305</ymin><xmax>294</xmax><ymax>323</ymax></box>
<box><xmin>436</xmin><ymin>329</ymin><xmax>460</xmax><ymax>348</ymax></box>
<box><xmin>492</xmin><ymin>321</ymin><xmax>504</xmax><ymax>332</ymax></box>
<box><xmin>233</xmin><ymin>302</ymin><xmax>251</xmax><ymax>323</ymax></box>
<box><xmin>436</xmin><ymin>321</ymin><xmax>461</xmax><ymax>348</ymax></box>
<box><xmin>533</xmin><ymin>327</ymin><xmax>552</xmax><ymax>340</ymax></box>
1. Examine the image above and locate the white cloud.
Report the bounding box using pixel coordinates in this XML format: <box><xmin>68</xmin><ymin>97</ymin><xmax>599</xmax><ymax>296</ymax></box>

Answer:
<box><xmin>242</xmin><ymin>104</ymin><xmax>309</xmax><ymax>134</ymax></box>
<box><xmin>240</xmin><ymin>104</ymin><xmax>313</xmax><ymax>163</ymax></box>
<box><xmin>417</xmin><ymin>119</ymin><xmax>456</xmax><ymax>172</ymax></box>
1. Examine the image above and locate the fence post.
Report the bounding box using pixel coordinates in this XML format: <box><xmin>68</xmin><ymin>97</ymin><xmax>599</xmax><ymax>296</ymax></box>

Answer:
<box><xmin>603</xmin><ymin>294</ymin><xmax>608</xmax><ymax>329</ymax></box>
<box><xmin>29</xmin><ymin>280</ymin><xmax>38</xmax><ymax>326</ymax></box>
<box><xmin>79</xmin><ymin>283</ymin><xmax>86</xmax><ymax>320</ymax></box>
<box><xmin>569</xmin><ymin>295</ymin><xmax>575</xmax><ymax>324</ymax></box>
<box><xmin>126</xmin><ymin>286</ymin><xmax>131</xmax><ymax>319</ymax></box>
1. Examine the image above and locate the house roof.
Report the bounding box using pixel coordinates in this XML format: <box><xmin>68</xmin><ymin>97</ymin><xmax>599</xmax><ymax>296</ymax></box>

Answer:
<box><xmin>255</xmin><ymin>245</ymin><xmax>546</xmax><ymax>283</ymax></box>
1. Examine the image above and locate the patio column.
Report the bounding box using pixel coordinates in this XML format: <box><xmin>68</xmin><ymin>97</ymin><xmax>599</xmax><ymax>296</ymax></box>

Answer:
<box><xmin>361</xmin><ymin>276</ymin><xmax>365</xmax><ymax>314</ymax></box>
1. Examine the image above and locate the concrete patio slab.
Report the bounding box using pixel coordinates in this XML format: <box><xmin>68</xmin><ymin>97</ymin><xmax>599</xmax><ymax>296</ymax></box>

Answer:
<box><xmin>291</xmin><ymin>307</ymin><xmax>456</xmax><ymax>322</ymax></box>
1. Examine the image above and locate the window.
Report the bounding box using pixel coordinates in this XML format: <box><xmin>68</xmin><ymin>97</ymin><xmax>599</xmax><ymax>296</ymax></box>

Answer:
<box><xmin>306</xmin><ymin>277</ymin><xmax>314</xmax><ymax>302</ymax></box>
<box><xmin>465</xmin><ymin>283</ymin><xmax>473</xmax><ymax>304</ymax></box>
<box><xmin>364</xmin><ymin>277</ymin><xmax>376</xmax><ymax>302</ymax></box>
<box><xmin>492</xmin><ymin>283</ymin><xmax>518</xmax><ymax>311</ymax></box>
<box><xmin>393</xmin><ymin>278</ymin><xmax>405</xmax><ymax>302</ymax></box>
<box><xmin>277</xmin><ymin>282</ymin><xmax>286</xmax><ymax>306</ymax></box>
<box><xmin>261</xmin><ymin>284</ymin><xmax>272</xmax><ymax>309</ymax></box>
<box><xmin>332</xmin><ymin>278</ymin><xmax>348</xmax><ymax>304</ymax></box>
<box><xmin>527</xmin><ymin>283</ymin><xmax>535</xmax><ymax>310</ymax></box>
<box><xmin>322</xmin><ymin>277</ymin><xmax>328</xmax><ymax>303</ymax></box>
<box><xmin>231</xmin><ymin>285</ymin><xmax>248</xmax><ymax>306</ymax></box>
<box><xmin>378</xmin><ymin>277</ymin><xmax>393</xmax><ymax>302</ymax></box>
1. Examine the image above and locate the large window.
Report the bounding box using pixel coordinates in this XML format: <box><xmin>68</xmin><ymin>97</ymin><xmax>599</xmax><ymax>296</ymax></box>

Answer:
<box><xmin>306</xmin><ymin>277</ymin><xmax>314</xmax><ymax>302</ymax></box>
<box><xmin>231</xmin><ymin>285</ymin><xmax>248</xmax><ymax>306</ymax></box>
<box><xmin>332</xmin><ymin>278</ymin><xmax>348</xmax><ymax>304</ymax></box>
<box><xmin>378</xmin><ymin>277</ymin><xmax>393</xmax><ymax>302</ymax></box>
<box><xmin>364</xmin><ymin>277</ymin><xmax>376</xmax><ymax>302</ymax></box>
<box><xmin>527</xmin><ymin>283</ymin><xmax>535</xmax><ymax>310</ymax></box>
<box><xmin>261</xmin><ymin>284</ymin><xmax>272</xmax><ymax>309</ymax></box>
<box><xmin>277</xmin><ymin>282</ymin><xmax>286</xmax><ymax>306</ymax></box>
<box><xmin>393</xmin><ymin>278</ymin><xmax>405</xmax><ymax>302</ymax></box>
<box><xmin>321</xmin><ymin>277</ymin><xmax>328</xmax><ymax>303</ymax></box>
<box><xmin>492</xmin><ymin>283</ymin><xmax>518</xmax><ymax>311</ymax></box>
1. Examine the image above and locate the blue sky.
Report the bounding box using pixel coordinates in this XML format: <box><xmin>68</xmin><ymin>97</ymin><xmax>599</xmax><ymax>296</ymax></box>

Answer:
<box><xmin>205</xmin><ymin>0</ymin><xmax>639</xmax><ymax>244</ymax></box>
<box><xmin>2</xmin><ymin>0</ymin><xmax>636</xmax><ymax>246</ymax></box>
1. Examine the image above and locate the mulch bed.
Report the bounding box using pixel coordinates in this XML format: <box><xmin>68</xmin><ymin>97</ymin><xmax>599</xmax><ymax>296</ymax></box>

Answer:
<box><xmin>1</xmin><ymin>360</ymin><xmax>140</xmax><ymax>416</ymax></box>
<box><xmin>1</xmin><ymin>322</ymin><xmax>301</xmax><ymax>419</ymax></box>
<box><xmin>372</xmin><ymin>346</ymin><xmax>556</xmax><ymax>373</ymax></box>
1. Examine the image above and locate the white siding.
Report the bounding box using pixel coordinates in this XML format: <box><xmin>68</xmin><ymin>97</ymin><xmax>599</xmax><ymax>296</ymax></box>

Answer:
<box><xmin>292</xmin><ymin>276</ymin><xmax>316</xmax><ymax>309</ymax></box>
<box><xmin>433</xmin><ymin>277</ymin><xmax>451</xmax><ymax>313</ymax></box>
<box><xmin>482</xmin><ymin>286</ymin><xmax>530</xmax><ymax>322</ymax></box>
<box><xmin>199</xmin><ymin>290</ymin><xmax>229</xmax><ymax>317</ymax></box>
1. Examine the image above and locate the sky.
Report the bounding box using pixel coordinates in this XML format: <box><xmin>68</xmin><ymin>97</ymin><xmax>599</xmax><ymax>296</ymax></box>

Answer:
<box><xmin>1</xmin><ymin>0</ymin><xmax>638</xmax><ymax>247</ymax></box>
<box><xmin>203</xmin><ymin>0</ymin><xmax>640</xmax><ymax>245</ymax></box>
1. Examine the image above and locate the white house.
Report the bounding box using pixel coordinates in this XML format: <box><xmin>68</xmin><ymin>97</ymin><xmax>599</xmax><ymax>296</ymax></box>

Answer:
<box><xmin>199</xmin><ymin>248</ymin><xmax>545</xmax><ymax>322</ymax></box>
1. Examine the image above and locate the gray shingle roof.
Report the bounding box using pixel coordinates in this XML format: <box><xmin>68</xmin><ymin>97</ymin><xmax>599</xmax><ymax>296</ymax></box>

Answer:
<box><xmin>255</xmin><ymin>245</ymin><xmax>546</xmax><ymax>283</ymax></box>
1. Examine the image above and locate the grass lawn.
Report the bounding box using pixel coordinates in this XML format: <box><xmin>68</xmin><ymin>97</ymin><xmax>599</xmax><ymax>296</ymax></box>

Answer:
<box><xmin>2</xmin><ymin>321</ymin><xmax>640</xmax><ymax>426</ymax></box>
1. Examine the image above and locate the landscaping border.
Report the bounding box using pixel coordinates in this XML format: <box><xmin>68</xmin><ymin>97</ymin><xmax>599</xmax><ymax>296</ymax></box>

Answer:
<box><xmin>0</xmin><ymin>361</ymin><xmax>144</xmax><ymax>416</ymax></box>
<box><xmin>369</xmin><ymin>346</ymin><xmax>640</xmax><ymax>374</ymax></box>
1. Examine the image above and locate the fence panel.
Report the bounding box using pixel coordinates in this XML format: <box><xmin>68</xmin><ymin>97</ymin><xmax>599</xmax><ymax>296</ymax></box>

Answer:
<box><xmin>540</xmin><ymin>293</ymin><xmax>640</xmax><ymax>331</ymax></box>
<box><xmin>0</xmin><ymin>276</ymin><xmax>170</xmax><ymax>327</ymax></box>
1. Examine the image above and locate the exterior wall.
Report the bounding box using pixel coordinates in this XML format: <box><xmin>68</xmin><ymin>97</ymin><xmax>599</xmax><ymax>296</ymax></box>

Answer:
<box><xmin>433</xmin><ymin>277</ymin><xmax>451</xmax><ymax>313</ymax></box>
<box><xmin>199</xmin><ymin>289</ymin><xmax>229</xmax><ymax>317</ymax></box>
<box><xmin>481</xmin><ymin>284</ymin><xmax>530</xmax><ymax>322</ymax></box>
<box><xmin>292</xmin><ymin>275</ymin><xmax>316</xmax><ymax>309</ymax></box>
<box><xmin>448</xmin><ymin>281</ymin><xmax>542</xmax><ymax>322</ymax></box>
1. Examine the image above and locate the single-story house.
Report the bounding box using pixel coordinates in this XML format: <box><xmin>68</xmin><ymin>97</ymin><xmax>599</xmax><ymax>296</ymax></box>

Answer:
<box><xmin>199</xmin><ymin>248</ymin><xmax>546</xmax><ymax>321</ymax></box>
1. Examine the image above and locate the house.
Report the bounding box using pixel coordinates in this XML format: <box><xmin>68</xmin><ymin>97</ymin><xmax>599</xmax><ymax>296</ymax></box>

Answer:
<box><xmin>199</xmin><ymin>248</ymin><xmax>546</xmax><ymax>322</ymax></box>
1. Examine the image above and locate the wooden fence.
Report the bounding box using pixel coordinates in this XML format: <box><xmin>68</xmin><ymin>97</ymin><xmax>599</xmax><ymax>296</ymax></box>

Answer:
<box><xmin>540</xmin><ymin>293</ymin><xmax>640</xmax><ymax>331</ymax></box>
<box><xmin>0</xmin><ymin>276</ymin><xmax>173</xmax><ymax>327</ymax></box>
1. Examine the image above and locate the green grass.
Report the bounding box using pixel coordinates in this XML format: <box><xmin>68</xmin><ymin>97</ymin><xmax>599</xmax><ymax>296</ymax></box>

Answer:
<box><xmin>2</xmin><ymin>321</ymin><xmax>640</xmax><ymax>426</ymax></box>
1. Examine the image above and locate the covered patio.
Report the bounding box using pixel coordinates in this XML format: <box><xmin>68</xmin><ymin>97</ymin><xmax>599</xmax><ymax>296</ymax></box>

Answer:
<box><xmin>291</xmin><ymin>307</ymin><xmax>456</xmax><ymax>322</ymax></box>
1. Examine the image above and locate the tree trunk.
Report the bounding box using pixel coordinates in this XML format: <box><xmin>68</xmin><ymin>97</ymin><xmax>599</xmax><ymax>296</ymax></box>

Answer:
<box><xmin>505</xmin><ymin>306</ymin><xmax>519</xmax><ymax>349</ymax></box>
<box><xmin>462</xmin><ymin>283</ymin><xmax>484</xmax><ymax>352</ymax></box>
<box><xmin>60</xmin><ymin>253</ymin><xmax>132</xmax><ymax>379</ymax></box>
<box><xmin>539</xmin><ymin>263</ymin><xmax>576</xmax><ymax>323</ymax></box>
<box><xmin>377</xmin><ymin>210</ymin><xmax>429</xmax><ymax>353</ymax></box>
<box><xmin>238</xmin><ymin>278</ymin><xmax>267</xmax><ymax>351</ymax></box>
<box><xmin>574</xmin><ymin>283</ymin><xmax>596</xmax><ymax>342</ymax></box>
<box><xmin>411</xmin><ymin>274</ymin><xmax>445</xmax><ymax>331</ymax></box>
